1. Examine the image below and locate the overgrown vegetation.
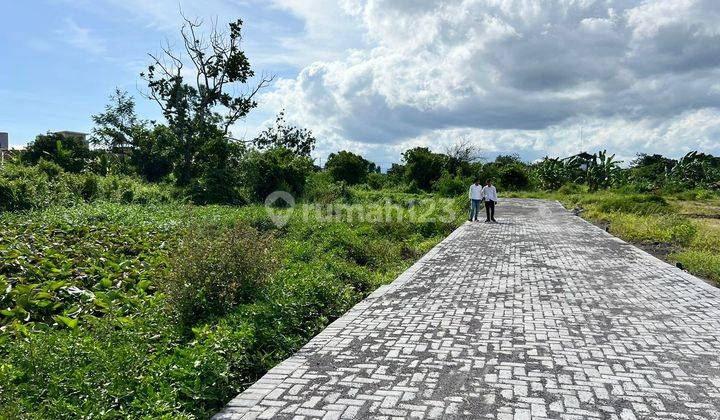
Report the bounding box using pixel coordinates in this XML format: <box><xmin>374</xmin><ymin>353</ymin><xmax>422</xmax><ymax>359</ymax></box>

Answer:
<box><xmin>0</xmin><ymin>194</ymin><xmax>462</xmax><ymax>418</ymax></box>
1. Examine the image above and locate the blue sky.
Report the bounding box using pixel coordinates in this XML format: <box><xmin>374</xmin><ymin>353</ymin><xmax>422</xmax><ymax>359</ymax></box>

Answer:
<box><xmin>0</xmin><ymin>0</ymin><xmax>308</xmax><ymax>147</ymax></box>
<box><xmin>2</xmin><ymin>0</ymin><xmax>719</xmax><ymax>166</ymax></box>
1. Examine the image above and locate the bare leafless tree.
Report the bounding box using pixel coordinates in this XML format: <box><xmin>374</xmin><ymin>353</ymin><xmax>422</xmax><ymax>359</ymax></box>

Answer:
<box><xmin>445</xmin><ymin>136</ymin><xmax>483</xmax><ymax>164</ymax></box>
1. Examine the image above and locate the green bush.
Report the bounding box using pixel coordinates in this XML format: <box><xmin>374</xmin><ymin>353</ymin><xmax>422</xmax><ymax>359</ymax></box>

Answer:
<box><xmin>367</xmin><ymin>172</ymin><xmax>386</xmax><ymax>190</ymax></box>
<box><xmin>0</xmin><ymin>163</ymin><xmax>173</xmax><ymax>213</ymax></box>
<box><xmin>596</xmin><ymin>194</ymin><xmax>671</xmax><ymax>215</ymax></box>
<box><xmin>434</xmin><ymin>171</ymin><xmax>468</xmax><ymax>197</ymax></box>
<box><xmin>36</xmin><ymin>159</ymin><xmax>63</xmax><ymax>179</ymax></box>
<box><xmin>558</xmin><ymin>183</ymin><xmax>584</xmax><ymax>195</ymax></box>
<box><xmin>0</xmin><ymin>177</ymin><xmax>40</xmax><ymax>211</ymax></box>
<box><xmin>22</xmin><ymin>132</ymin><xmax>91</xmax><ymax>173</ymax></box>
<box><xmin>160</xmin><ymin>224</ymin><xmax>277</xmax><ymax>327</ymax></box>
<box><xmin>242</xmin><ymin>148</ymin><xmax>315</xmax><ymax>202</ymax></box>
<box><xmin>304</xmin><ymin>171</ymin><xmax>347</xmax><ymax>204</ymax></box>
<box><xmin>499</xmin><ymin>164</ymin><xmax>530</xmax><ymax>190</ymax></box>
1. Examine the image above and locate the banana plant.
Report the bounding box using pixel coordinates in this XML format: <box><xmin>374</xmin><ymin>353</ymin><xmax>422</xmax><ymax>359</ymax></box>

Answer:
<box><xmin>534</xmin><ymin>157</ymin><xmax>569</xmax><ymax>190</ymax></box>
<box><xmin>585</xmin><ymin>150</ymin><xmax>621</xmax><ymax>191</ymax></box>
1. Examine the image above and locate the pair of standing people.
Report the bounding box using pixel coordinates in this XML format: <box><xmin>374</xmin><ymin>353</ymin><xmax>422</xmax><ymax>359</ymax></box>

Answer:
<box><xmin>469</xmin><ymin>180</ymin><xmax>498</xmax><ymax>222</ymax></box>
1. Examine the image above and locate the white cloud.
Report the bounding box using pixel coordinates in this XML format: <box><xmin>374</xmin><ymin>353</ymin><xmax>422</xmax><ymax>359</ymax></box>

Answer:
<box><xmin>259</xmin><ymin>0</ymin><xmax>720</xmax><ymax>163</ymax></box>
<box><xmin>59</xmin><ymin>18</ymin><xmax>107</xmax><ymax>55</ymax></box>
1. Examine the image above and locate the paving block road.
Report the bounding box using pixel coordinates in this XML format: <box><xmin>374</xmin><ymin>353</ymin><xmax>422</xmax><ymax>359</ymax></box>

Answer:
<box><xmin>215</xmin><ymin>199</ymin><xmax>720</xmax><ymax>419</ymax></box>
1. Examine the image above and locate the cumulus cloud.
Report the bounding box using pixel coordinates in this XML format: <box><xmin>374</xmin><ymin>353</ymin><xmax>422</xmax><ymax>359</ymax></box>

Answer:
<box><xmin>262</xmin><ymin>0</ymin><xmax>720</xmax><ymax>162</ymax></box>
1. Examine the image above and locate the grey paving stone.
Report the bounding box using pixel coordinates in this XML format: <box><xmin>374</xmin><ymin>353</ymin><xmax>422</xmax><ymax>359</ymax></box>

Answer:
<box><xmin>214</xmin><ymin>199</ymin><xmax>720</xmax><ymax>419</ymax></box>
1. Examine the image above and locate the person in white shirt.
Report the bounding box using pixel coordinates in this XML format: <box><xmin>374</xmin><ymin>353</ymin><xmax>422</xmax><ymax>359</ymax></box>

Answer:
<box><xmin>468</xmin><ymin>179</ymin><xmax>483</xmax><ymax>221</ymax></box>
<box><xmin>482</xmin><ymin>180</ymin><xmax>498</xmax><ymax>223</ymax></box>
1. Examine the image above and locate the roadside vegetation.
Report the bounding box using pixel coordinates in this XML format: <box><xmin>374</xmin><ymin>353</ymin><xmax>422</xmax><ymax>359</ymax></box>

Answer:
<box><xmin>0</xmin><ymin>196</ymin><xmax>462</xmax><ymax>418</ymax></box>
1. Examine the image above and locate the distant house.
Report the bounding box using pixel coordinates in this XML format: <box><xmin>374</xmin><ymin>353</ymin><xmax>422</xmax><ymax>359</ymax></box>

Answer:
<box><xmin>55</xmin><ymin>131</ymin><xmax>90</xmax><ymax>148</ymax></box>
<box><xmin>0</xmin><ymin>132</ymin><xmax>10</xmax><ymax>164</ymax></box>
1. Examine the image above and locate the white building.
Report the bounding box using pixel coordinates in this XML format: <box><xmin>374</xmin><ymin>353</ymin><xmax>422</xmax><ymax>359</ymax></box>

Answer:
<box><xmin>55</xmin><ymin>131</ymin><xmax>89</xmax><ymax>147</ymax></box>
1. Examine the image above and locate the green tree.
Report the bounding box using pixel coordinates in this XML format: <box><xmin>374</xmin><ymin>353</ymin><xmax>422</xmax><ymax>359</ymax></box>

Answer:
<box><xmin>668</xmin><ymin>151</ymin><xmax>720</xmax><ymax>188</ymax></box>
<box><xmin>628</xmin><ymin>153</ymin><xmax>676</xmax><ymax>190</ymax></box>
<box><xmin>141</xmin><ymin>16</ymin><xmax>272</xmax><ymax>186</ymax></box>
<box><xmin>444</xmin><ymin>138</ymin><xmax>481</xmax><ymax>177</ymax></box>
<box><xmin>325</xmin><ymin>150</ymin><xmax>375</xmax><ymax>185</ymax></box>
<box><xmin>253</xmin><ymin>111</ymin><xmax>316</xmax><ymax>157</ymax></box>
<box><xmin>499</xmin><ymin>164</ymin><xmax>530</xmax><ymax>190</ymax></box>
<box><xmin>131</xmin><ymin>125</ymin><xmax>179</xmax><ymax>182</ymax></box>
<box><xmin>242</xmin><ymin>148</ymin><xmax>315</xmax><ymax>201</ymax></box>
<box><xmin>586</xmin><ymin>150</ymin><xmax>621</xmax><ymax>191</ymax></box>
<box><xmin>493</xmin><ymin>154</ymin><xmax>523</xmax><ymax>167</ymax></box>
<box><xmin>91</xmin><ymin>90</ymin><xmax>178</xmax><ymax>181</ymax></box>
<box><xmin>534</xmin><ymin>157</ymin><xmax>569</xmax><ymax>190</ymax></box>
<box><xmin>433</xmin><ymin>170</ymin><xmax>468</xmax><ymax>197</ymax></box>
<box><xmin>91</xmin><ymin>89</ymin><xmax>143</xmax><ymax>153</ymax></box>
<box><xmin>22</xmin><ymin>133</ymin><xmax>90</xmax><ymax>173</ymax></box>
<box><xmin>402</xmin><ymin>147</ymin><xmax>447</xmax><ymax>191</ymax></box>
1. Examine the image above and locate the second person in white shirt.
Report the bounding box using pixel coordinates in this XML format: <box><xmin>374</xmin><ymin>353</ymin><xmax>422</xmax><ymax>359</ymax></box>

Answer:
<box><xmin>482</xmin><ymin>180</ymin><xmax>498</xmax><ymax>223</ymax></box>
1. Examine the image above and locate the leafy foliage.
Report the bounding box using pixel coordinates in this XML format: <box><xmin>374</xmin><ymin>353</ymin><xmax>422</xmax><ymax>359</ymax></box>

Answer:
<box><xmin>0</xmin><ymin>209</ymin><xmax>174</xmax><ymax>331</ymax></box>
<box><xmin>242</xmin><ymin>147</ymin><xmax>315</xmax><ymax>202</ymax></box>
<box><xmin>22</xmin><ymin>133</ymin><xmax>91</xmax><ymax>173</ymax></box>
<box><xmin>0</xmin><ymin>163</ymin><xmax>171</xmax><ymax>212</ymax></box>
<box><xmin>325</xmin><ymin>150</ymin><xmax>376</xmax><ymax>185</ymax></box>
<box><xmin>141</xmin><ymin>17</ymin><xmax>271</xmax><ymax>186</ymax></box>
<box><xmin>433</xmin><ymin>171</ymin><xmax>469</xmax><ymax>197</ymax></box>
<box><xmin>0</xmin><ymin>193</ymin><xmax>460</xmax><ymax>418</ymax></box>
<box><xmin>161</xmin><ymin>224</ymin><xmax>277</xmax><ymax>327</ymax></box>
<box><xmin>585</xmin><ymin>150</ymin><xmax>621</xmax><ymax>191</ymax></box>
<box><xmin>535</xmin><ymin>157</ymin><xmax>568</xmax><ymax>190</ymax></box>
<box><xmin>668</xmin><ymin>151</ymin><xmax>720</xmax><ymax>189</ymax></box>
<box><xmin>253</xmin><ymin>111</ymin><xmax>316</xmax><ymax>157</ymax></box>
<box><xmin>402</xmin><ymin>147</ymin><xmax>447</xmax><ymax>191</ymax></box>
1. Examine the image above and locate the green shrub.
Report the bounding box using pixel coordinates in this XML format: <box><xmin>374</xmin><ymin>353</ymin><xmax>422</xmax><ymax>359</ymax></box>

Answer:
<box><xmin>304</xmin><ymin>171</ymin><xmax>347</xmax><ymax>204</ymax></box>
<box><xmin>161</xmin><ymin>224</ymin><xmax>277</xmax><ymax>327</ymax></box>
<box><xmin>121</xmin><ymin>188</ymin><xmax>134</xmax><ymax>203</ymax></box>
<box><xmin>325</xmin><ymin>150</ymin><xmax>373</xmax><ymax>185</ymax></box>
<box><xmin>0</xmin><ymin>177</ymin><xmax>39</xmax><ymax>211</ymax></box>
<box><xmin>36</xmin><ymin>159</ymin><xmax>63</xmax><ymax>179</ymax></box>
<box><xmin>242</xmin><ymin>148</ymin><xmax>315</xmax><ymax>202</ymax></box>
<box><xmin>434</xmin><ymin>171</ymin><xmax>468</xmax><ymax>197</ymax></box>
<box><xmin>558</xmin><ymin>183</ymin><xmax>583</xmax><ymax>194</ymax></box>
<box><xmin>80</xmin><ymin>174</ymin><xmax>100</xmax><ymax>201</ymax></box>
<box><xmin>596</xmin><ymin>194</ymin><xmax>671</xmax><ymax>215</ymax></box>
<box><xmin>367</xmin><ymin>172</ymin><xmax>386</xmax><ymax>190</ymax></box>
<box><xmin>499</xmin><ymin>164</ymin><xmax>530</xmax><ymax>190</ymax></box>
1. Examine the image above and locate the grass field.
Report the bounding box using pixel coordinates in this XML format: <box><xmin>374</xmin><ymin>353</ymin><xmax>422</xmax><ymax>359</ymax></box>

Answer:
<box><xmin>0</xmin><ymin>194</ymin><xmax>464</xmax><ymax>418</ymax></box>
<box><xmin>507</xmin><ymin>188</ymin><xmax>720</xmax><ymax>285</ymax></box>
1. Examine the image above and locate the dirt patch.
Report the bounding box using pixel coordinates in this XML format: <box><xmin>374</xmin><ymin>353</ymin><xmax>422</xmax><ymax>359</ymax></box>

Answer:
<box><xmin>680</xmin><ymin>213</ymin><xmax>720</xmax><ymax>220</ymax></box>
<box><xmin>634</xmin><ymin>241</ymin><xmax>680</xmax><ymax>261</ymax></box>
